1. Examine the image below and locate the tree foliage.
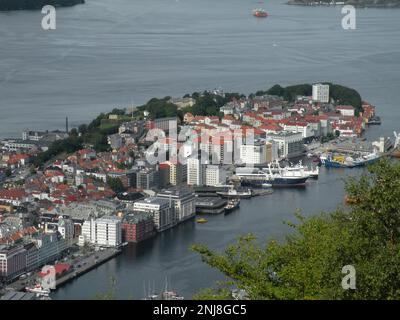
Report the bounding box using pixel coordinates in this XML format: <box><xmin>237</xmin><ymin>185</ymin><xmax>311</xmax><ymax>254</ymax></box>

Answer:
<box><xmin>192</xmin><ymin>159</ymin><xmax>400</xmax><ymax>300</ymax></box>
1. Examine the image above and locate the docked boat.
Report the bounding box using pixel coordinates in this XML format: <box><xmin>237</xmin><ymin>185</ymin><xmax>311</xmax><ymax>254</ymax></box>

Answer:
<box><xmin>224</xmin><ymin>199</ymin><xmax>240</xmax><ymax>215</ymax></box>
<box><xmin>367</xmin><ymin>116</ymin><xmax>381</xmax><ymax>125</ymax></box>
<box><xmin>217</xmin><ymin>188</ymin><xmax>252</xmax><ymax>199</ymax></box>
<box><xmin>253</xmin><ymin>8</ymin><xmax>268</xmax><ymax>17</ymax></box>
<box><xmin>320</xmin><ymin>153</ymin><xmax>355</xmax><ymax>168</ymax></box>
<box><xmin>143</xmin><ymin>279</ymin><xmax>184</xmax><ymax>300</ymax></box>
<box><xmin>272</xmin><ymin>160</ymin><xmax>319</xmax><ymax>179</ymax></box>
<box><xmin>236</xmin><ymin>163</ymin><xmax>309</xmax><ymax>188</ymax></box>
<box><xmin>352</xmin><ymin>150</ymin><xmax>382</xmax><ymax>167</ymax></box>
<box><xmin>25</xmin><ymin>284</ymin><xmax>50</xmax><ymax>296</ymax></box>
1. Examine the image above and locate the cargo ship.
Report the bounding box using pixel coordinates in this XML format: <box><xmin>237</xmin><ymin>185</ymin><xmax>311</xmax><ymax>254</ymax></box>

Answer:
<box><xmin>253</xmin><ymin>8</ymin><xmax>268</xmax><ymax>17</ymax></box>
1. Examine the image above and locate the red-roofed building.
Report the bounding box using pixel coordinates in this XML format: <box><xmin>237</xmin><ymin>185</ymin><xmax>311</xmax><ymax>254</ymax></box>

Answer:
<box><xmin>0</xmin><ymin>189</ymin><xmax>28</xmax><ymax>206</ymax></box>
<box><xmin>336</xmin><ymin>105</ymin><xmax>355</xmax><ymax>117</ymax></box>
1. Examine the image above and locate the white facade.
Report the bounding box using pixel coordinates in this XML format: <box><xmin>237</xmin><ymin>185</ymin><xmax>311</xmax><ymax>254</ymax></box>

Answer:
<box><xmin>205</xmin><ymin>165</ymin><xmax>227</xmax><ymax>187</ymax></box>
<box><xmin>133</xmin><ymin>197</ymin><xmax>175</xmax><ymax>231</ymax></box>
<box><xmin>239</xmin><ymin>143</ymin><xmax>267</xmax><ymax>165</ymax></box>
<box><xmin>266</xmin><ymin>132</ymin><xmax>304</xmax><ymax>159</ymax></box>
<box><xmin>81</xmin><ymin>216</ymin><xmax>122</xmax><ymax>247</ymax></box>
<box><xmin>312</xmin><ymin>84</ymin><xmax>330</xmax><ymax>103</ymax></box>
<box><xmin>156</xmin><ymin>189</ymin><xmax>196</xmax><ymax>223</ymax></box>
<box><xmin>187</xmin><ymin>157</ymin><xmax>203</xmax><ymax>186</ymax></box>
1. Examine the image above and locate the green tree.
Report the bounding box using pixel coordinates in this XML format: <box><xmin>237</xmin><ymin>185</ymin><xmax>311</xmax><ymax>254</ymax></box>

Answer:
<box><xmin>192</xmin><ymin>159</ymin><xmax>400</xmax><ymax>300</ymax></box>
<box><xmin>107</xmin><ymin>177</ymin><xmax>125</xmax><ymax>193</ymax></box>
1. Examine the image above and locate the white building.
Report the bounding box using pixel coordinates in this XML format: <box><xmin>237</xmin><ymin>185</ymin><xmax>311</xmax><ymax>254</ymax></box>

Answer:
<box><xmin>81</xmin><ymin>216</ymin><xmax>122</xmax><ymax>247</ymax></box>
<box><xmin>187</xmin><ymin>157</ymin><xmax>203</xmax><ymax>186</ymax></box>
<box><xmin>266</xmin><ymin>132</ymin><xmax>304</xmax><ymax>159</ymax></box>
<box><xmin>312</xmin><ymin>83</ymin><xmax>330</xmax><ymax>103</ymax></box>
<box><xmin>336</xmin><ymin>105</ymin><xmax>355</xmax><ymax>117</ymax></box>
<box><xmin>133</xmin><ymin>197</ymin><xmax>175</xmax><ymax>232</ymax></box>
<box><xmin>156</xmin><ymin>188</ymin><xmax>196</xmax><ymax>223</ymax></box>
<box><xmin>205</xmin><ymin>165</ymin><xmax>227</xmax><ymax>187</ymax></box>
<box><xmin>239</xmin><ymin>142</ymin><xmax>267</xmax><ymax>165</ymax></box>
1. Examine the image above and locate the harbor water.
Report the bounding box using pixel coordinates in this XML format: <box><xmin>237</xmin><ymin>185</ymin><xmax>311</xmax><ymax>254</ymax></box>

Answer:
<box><xmin>0</xmin><ymin>0</ymin><xmax>399</xmax><ymax>299</ymax></box>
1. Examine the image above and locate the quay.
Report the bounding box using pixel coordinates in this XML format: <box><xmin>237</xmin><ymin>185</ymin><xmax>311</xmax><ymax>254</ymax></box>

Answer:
<box><xmin>3</xmin><ymin>247</ymin><xmax>121</xmax><ymax>293</ymax></box>
<box><xmin>55</xmin><ymin>247</ymin><xmax>122</xmax><ymax>288</ymax></box>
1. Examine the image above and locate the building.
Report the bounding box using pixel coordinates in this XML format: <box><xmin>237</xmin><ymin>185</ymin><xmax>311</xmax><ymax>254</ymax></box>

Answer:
<box><xmin>25</xmin><ymin>233</ymin><xmax>68</xmax><ymax>272</ymax></box>
<box><xmin>0</xmin><ymin>245</ymin><xmax>26</xmax><ymax>281</ymax></box>
<box><xmin>240</xmin><ymin>142</ymin><xmax>267</xmax><ymax>165</ymax></box>
<box><xmin>0</xmin><ymin>189</ymin><xmax>29</xmax><ymax>206</ymax></box>
<box><xmin>336</xmin><ymin>105</ymin><xmax>355</xmax><ymax>117</ymax></box>
<box><xmin>121</xmin><ymin>212</ymin><xmax>155</xmax><ymax>243</ymax></box>
<box><xmin>57</xmin><ymin>217</ymin><xmax>75</xmax><ymax>242</ymax></box>
<box><xmin>266</xmin><ymin>132</ymin><xmax>304</xmax><ymax>159</ymax></box>
<box><xmin>312</xmin><ymin>83</ymin><xmax>330</xmax><ymax>103</ymax></box>
<box><xmin>187</xmin><ymin>157</ymin><xmax>203</xmax><ymax>186</ymax></box>
<box><xmin>133</xmin><ymin>197</ymin><xmax>175</xmax><ymax>232</ymax></box>
<box><xmin>265</xmin><ymin>141</ymin><xmax>279</xmax><ymax>163</ymax></box>
<box><xmin>169</xmin><ymin>162</ymin><xmax>187</xmax><ymax>186</ymax></box>
<box><xmin>81</xmin><ymin>216</ymin><xmax>122</xmax><ymax>248</ymax></box>
<box><xmin>204</xmin><ymin>165</ymin><xmax>227</xmax><ymax>187</ymax></box>
<box><xmin>169</xmin><ymin>97</ymin><xmax>196</xmax><ymax>109</ymax></box>
<box><xmin>156</xmin><ymin>188</ymin><xmax>196</xmax><ymax>223</ymax></box>
<box><xmin>136</xmin><ymin>167</ymin><xmax>158</xmax><ymax>190</ymax></box>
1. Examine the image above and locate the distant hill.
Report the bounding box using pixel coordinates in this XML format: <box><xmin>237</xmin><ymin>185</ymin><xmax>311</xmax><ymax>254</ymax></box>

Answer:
<box><xmin>287</xmin><ymin>0</ymin><xmax>400</xmax><ymax>7</ymax></box>
<box><xmin>0</xmin><ymin>0</ymin><xmax>84</xmax><ymax>11</ymax></box>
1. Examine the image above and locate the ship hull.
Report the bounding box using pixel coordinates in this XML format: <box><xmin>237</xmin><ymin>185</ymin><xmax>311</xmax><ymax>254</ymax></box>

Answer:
<box><xmin>241</xmin><ymin>177</ymin><xmax>308</xmax><ymax>188</ymax></box>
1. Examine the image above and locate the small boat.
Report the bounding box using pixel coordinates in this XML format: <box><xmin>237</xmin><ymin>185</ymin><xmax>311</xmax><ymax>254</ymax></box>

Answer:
<box><xmin>196</xmin><ymin>218</ymin><xmax>208</xmax><ymax>224</ymax></box>
<box><xmin>25</xmin><ymin>284</ymin><xmax>50</xmax><ymax>296</ymax></box>
<box><xmin>217</xmin><ymin>188</ymin><xmax>252</xmax><ymax>199</ymax></box>
<box><xmin>261</xmin><ymin>183</ymin><xmax>272</xmax><ymax>188</ymax></box>
<box><xmin>224</xmin><ymin>199</ymin><xmax>240</xmax><ymax>215</ymax></box>
<box><xmin>253</xmin><ymin>8</ymin><xmax>268</xmax><ymax>17</ymax></box>
<box><xmin>143</xmin><ymin>278</ymin><xmax>184</xmax><ymax>300</ymax></box>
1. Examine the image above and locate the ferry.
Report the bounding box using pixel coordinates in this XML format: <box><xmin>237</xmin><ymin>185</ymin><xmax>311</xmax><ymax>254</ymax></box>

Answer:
<box><xmin>224</xmin><ymin>199</ymin><xmax>240</xmax><ymax>215</ymax></box>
